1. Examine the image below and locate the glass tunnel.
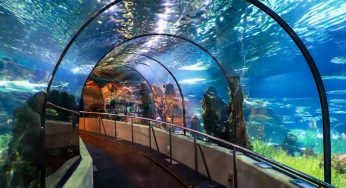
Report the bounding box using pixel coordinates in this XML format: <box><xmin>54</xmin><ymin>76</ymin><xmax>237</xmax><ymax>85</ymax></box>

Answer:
<box><xmin>0</xmin><ymin>0</ymin><xmax>345</xmax><ymax>187</ymax></box>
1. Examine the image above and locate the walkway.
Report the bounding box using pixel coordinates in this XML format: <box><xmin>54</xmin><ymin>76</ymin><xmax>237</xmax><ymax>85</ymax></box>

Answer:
<box><xmin>81</xmin><ymin>134</ymin><xmax>186</xmax><ymax>188</ymax></box>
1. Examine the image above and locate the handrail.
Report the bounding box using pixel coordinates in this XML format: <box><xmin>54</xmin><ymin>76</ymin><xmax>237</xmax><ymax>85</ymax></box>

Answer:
<box><xmin>80</xmin><ymin>110</ymin><xmax>333</xmax><ymax>188</ymax></box>
<box><xmin>47</xmin><ymin>102</ymin><xmax>80</xmax><ymax>116</ymax></box>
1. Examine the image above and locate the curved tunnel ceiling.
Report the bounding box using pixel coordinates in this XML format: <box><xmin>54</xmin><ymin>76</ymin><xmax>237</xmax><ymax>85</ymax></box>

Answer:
<box><xmin>90</xmin><ymin>65</ymin><xmax>151</xmax><ymax>88</ymax></box>
<box><xmin>46</xmin><ymin>0</ymin><xmax>335</xmax><ymax>182</ymax></box>
<box><xmin>2</xmin><ymin>0</ymin><xmax>346</xmax><ymax>184</ymax></box>
<box><xmin>87</xmin><ymin>34</ymin><xmax>232</xmax><ymax>122</ymax></box>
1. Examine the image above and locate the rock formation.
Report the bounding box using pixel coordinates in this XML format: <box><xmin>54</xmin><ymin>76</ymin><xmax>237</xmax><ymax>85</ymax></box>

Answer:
<box><xmin>140</xmin><ymin>83</ymin><xmax>153</xmax><ymax>120</ymax></box>
<box><xmin>201</xmin><ymin>86</ymin><xmax>230</xmax><ymax>141</ymax></box>
<box><xmin>228</xmin><ymin>76</ymin><xmax>251</xmax><ymax>148</ymax></box>
<box><xmin>0</xmin><ymin>91</ymin><xmax>45</xmax><ymax>187</ymax></box>
<box><xmin>246</xmin><ymin>107</ymin><xmax>289</xmax><ymax>144</ymax></box>
<box><xmin>332</xmin><ymin>154</ymin><xmax>346</xmax><ymax>174</ymax></box>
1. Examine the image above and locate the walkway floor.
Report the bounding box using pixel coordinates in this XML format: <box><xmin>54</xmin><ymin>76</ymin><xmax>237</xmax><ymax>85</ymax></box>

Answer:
<box><xmin>81</xmin><ymin>134</ymin><xmax>185</xmax><ymax>188</ymax></box>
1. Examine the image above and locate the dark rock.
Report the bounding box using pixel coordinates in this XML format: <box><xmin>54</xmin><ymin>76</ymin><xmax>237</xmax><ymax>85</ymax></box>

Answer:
<box><xmin>282</xmin><ymin>134</ymin><xmax>303</xmax><ymax>156</ymax></box>
<box><xmin>47</xmin><ymin>90</ymin><xmax>78</xmax><ymax>120</ymax></box>
<box><xmin>140</xmin><ymin>83</ymin><xmax>153</xmax><ymax>123</ymax></box>
<box><xmin>246</xmin><ymin>107</ymin><xmax>289</xmax><ymax>144</ymax></box>
<box><xmin>228</xmin><ymin>76</ymin><xmax>250</xmax><ymax>148</ymax></box>
<box><xmin>284</xmin><ymin>133</ymin><xmax>298</xmax><ymax>146</ymax></box>
<box><xmin>163</xmin><ymin>83</ymin><xmax>176</xmax><ymax>98</ymax></box>
<box><xmin>82</xmin><ymin>80</ymin><xmax>104</xmax><ymax>112</ymax></box>
<box><xmin>304</xmin><ymin>147</ymin><xmax>317</xmax><ymax>158</ymax></box>
<box><xmin>0</xmin><ymin>92</ymin><xmax>45</xmax><ymax>187</ymax></box>
<box><xmin>202</xmin><ymin>86</ymin><xmax>230</xmax><ymax>140</ymax></box>
<box><xmin>190</xmin><ymin>114</ymin><xmax>200</xmax><ymax>131</ymax></box>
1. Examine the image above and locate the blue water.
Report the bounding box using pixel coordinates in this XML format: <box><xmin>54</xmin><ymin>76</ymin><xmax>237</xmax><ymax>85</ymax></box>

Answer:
<box><xmin>0</xmin><ymin>0</ymin><xmax>345</xmax><ymax>184</ymax></box>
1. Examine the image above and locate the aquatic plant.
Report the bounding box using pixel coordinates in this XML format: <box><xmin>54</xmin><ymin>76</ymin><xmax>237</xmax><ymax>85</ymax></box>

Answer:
<box><xmin>290</xmin><ymin>129</ymin><xmax>322</xmax><ymax>149</ymax></box>
<box><xmin>0</xmin><ymin>133</ymin><xmax>11</xmax><ymax>149</ymax></box>
<box><xmin>290</xmin><ymin>129</ymin><xmax>346</xmax><ymax>154</ymax></box>
<box><xmin>252</xmin><ymin>139</ymin><xmax>346</xmax><ymax>187</ymax></box>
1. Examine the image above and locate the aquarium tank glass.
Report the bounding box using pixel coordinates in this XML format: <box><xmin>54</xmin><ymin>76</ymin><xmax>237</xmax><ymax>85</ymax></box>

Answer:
<box><xmin>0</xmin><ymin>0</ymin><xmax>345</xmax><ymax>187</ymax></box>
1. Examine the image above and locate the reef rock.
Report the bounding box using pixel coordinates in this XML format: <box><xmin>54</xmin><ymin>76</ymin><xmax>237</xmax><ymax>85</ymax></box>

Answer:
<box><xmin>303</xmin><ymin>147</ymin><xmax>317</xmax><ymax>158</ymax></box>
<box><xmin>140</xmin><ymin>83</ymin><xmax>153</xmax><ymax>120</ymax></box>
<box><xmin>163</xmin><ymin>83</ymin><xmax>176</xmax><ymax>98</ymax></box>
<box><xmin>190</xmin><ymin>114</ymin><xmax>200</xmax><ymax>131</ymax></box>
<box><xmin>332</xmin><ymin>154</ymin><xmax>346</xmax><ymax>174</ymax></box>
<box><xmin>0</xmin><ymin>91</ymin><xmax>45</xmax><ymax>187</ymax></box>
<box><xmin>282</xmin><ymin>133</ymin><xmax>303</xmax><ymax>156</ymax></box>
<box><xmin>246</xmin><ymin>107</ymin><xmax>289</xmax><ymax>144</ymax></box>
<box><xmin>228</xmin><ymin>76</ymin><xmax>250</xmax><ymax>148</ymax></box>
<box><xmin>202</xmin><ymin>86</ymin><xmax>230</xmax><ymax>141</ymax></box>
<box><xmin>152</xmin><ymin>84</ymin><xmax>163</xmax><ymax>98</ymax></box>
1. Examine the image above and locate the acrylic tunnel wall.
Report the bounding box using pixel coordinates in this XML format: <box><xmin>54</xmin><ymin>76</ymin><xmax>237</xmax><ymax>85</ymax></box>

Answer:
<box><xmin>0</xmin><ymin>0</ymin><xmax>345</xmax><ymax>187</ymax></box>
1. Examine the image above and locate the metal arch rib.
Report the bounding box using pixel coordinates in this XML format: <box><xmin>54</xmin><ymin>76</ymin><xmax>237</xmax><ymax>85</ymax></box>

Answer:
<box><xmin>86</xmin><ymin>64</ymin><xmax>156</xmax><ymax>117</ymax></box>
<box><xmin>124</xmin><ymin>52</ymin><xmax>187</xmax><ymax>128</ymax></box>
<box><xmin>246</xmin><ymin>0</ymin><xmax>331</xmax><ymax>183</ymax></box>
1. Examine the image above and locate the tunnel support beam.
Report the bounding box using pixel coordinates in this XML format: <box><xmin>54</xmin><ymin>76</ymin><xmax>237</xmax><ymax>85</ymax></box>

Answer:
<box><xmin>247</xmin><ymin>0</ymin><xmax>331</xmax><ymax>183</ymax></box>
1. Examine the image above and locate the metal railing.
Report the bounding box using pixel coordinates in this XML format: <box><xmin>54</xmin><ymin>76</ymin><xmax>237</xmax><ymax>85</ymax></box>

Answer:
<box><xmin>79</xmin><ymin>111</ymin><xmax>333</xmax><ymax>188</ymax></box>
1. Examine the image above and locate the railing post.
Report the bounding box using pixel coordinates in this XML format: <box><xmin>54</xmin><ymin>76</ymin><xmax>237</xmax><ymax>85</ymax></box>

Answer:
<box><xmin>98</xmin><ymin>114</ymin><xmax>101</xmax><ymax>135</ymax></box>
<box><xmin>83</xmin><ymin>112</ymin><xmax>86</xmax><ymax>131</ymax></box>
<box><xmin>99</xmin><ymin>114</ymin><xmax>107</xmax><ymax>136</ymax></box>
<box><xmin>169</xmin><ymin>124</ymin><xmax>172</xmax><ymax>165</ymax></box>
<box><xmin>151</xmin><ymin>126</ymin><xmax>160</xmax><ymax>152</ymax></box>
<box><xmin>114</xmin><ymin>115</ymin><xmax>117</xmax><ymax>139</ymax></box>
<box><xmin>149</xmin><ymin>121</ymin><xmax>152</xmax><ymax>151</ymax></box>
<box><xmin>131</xmin><ymin>117</ymin><xmax>134</xmax><ymax>144</ymax></box>
<box><xmin>233</xmin><ymin>147</ymin><xmax>238</xmax><ymax>188</ymax></box>
<box><xmin>194</xmin><ymin>134</ymin><xmax>199</xmax><ymax>187</ymax></box>
<box><xmin>197</xmin><ymin>144</ymin><xmax>212</xmax><ymax>185</ymax></box>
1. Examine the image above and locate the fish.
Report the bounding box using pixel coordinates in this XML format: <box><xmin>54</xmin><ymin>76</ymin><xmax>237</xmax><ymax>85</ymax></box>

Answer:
<box><xmin>330</xmin><ymin>56</ymin><xmax>346</xmax><ymax>64</ymax></box>
<box><xmin>309</xmin><ymin>119</ymin><xmax>317</xmax><ymax>129</ymax></box>
<box><xmin>0</xmin><ymin>80</ymin><xmax>68</xmax><ymax>93</ymax></box>
<box><xmin>0</xmin><ymin>80</ymin><xmax>47</xmax><ymax>93</ymax></box>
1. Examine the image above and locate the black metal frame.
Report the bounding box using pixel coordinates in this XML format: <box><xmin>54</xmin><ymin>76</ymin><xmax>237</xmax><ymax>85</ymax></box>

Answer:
<box><xmin>197</xmin><ymin>144</ymin><xmax>212</xmax><ymax>185</ymax></box>
<box><xmin>45</xmin><ymin>0</ymin><xmax>331</xmax><ymax>185</ymax></box>
<box><xmin>247</xmin><ymin>0</ymin><xmax>331</xmax><ymax>182</ymax></box>
<box><xmin>81</xmin><ymin>49</ymin><xmax>187</xmax><ymax>126</ymax></box>
<box><xmin>80</xmin><ymin>33</ymin><xmax>232</xmax><ymax>129</ymax></box>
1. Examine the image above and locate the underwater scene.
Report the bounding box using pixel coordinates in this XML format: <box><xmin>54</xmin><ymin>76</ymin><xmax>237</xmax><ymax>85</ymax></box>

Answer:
<box><xmin>0</xmin><ymin>0</ymin><xmax>346</xmax><ymax>187</ymax></box>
